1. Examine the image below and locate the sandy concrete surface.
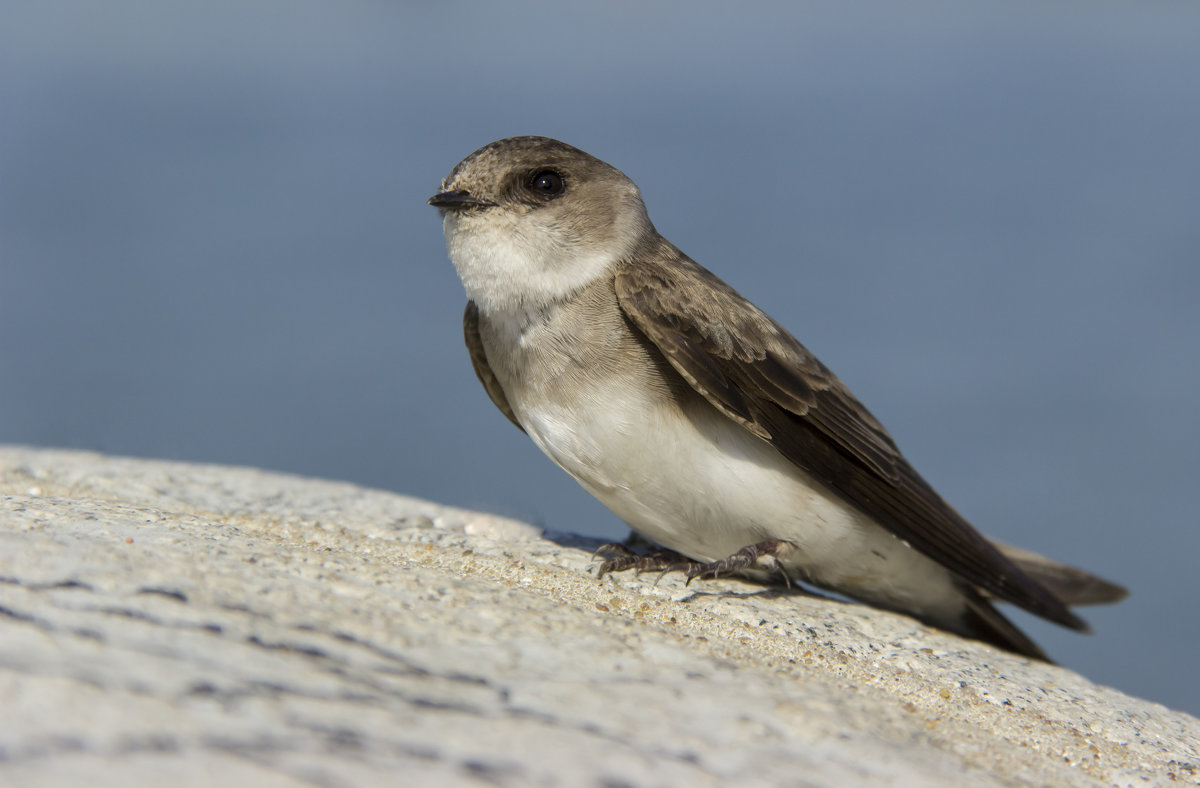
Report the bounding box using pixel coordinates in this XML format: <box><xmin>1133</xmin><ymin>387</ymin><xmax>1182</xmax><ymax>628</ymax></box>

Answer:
<box><xmin>1</xmin><ymin>445</ymin><xmax>1196</xmax><ymax>787</ymax></box>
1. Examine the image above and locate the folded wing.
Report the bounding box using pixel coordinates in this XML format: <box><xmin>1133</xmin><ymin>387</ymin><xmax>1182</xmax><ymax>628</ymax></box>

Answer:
<box><xmin>615</xmin><ymin>245</ymin><xmax>1086</xmax><ymax>630</ymax></box>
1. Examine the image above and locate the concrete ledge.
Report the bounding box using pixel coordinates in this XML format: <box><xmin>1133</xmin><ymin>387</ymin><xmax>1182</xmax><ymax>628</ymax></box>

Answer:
<box><xmin>1</xmin><ymin>446</ymin><xmax>1196</xmax><ymax>786</ymax></box>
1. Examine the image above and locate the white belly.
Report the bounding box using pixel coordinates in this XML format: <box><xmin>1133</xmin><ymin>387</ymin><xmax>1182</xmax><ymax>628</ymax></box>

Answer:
<box><xmin>513</xmin><ymin>377</ymin><xmax>956</xmax><ymax>611</ymax></box>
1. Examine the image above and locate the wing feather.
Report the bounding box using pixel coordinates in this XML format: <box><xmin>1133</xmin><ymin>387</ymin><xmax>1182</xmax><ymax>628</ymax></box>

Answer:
<box><xmin>614</xmin><ymin>247</ymin><xmax>1084</xmax><ymax>630</ymax></box>
<box><xmin>463</xmin><ymin>301</ymin><xmax>524</xmax><ymax>432</ymax></box>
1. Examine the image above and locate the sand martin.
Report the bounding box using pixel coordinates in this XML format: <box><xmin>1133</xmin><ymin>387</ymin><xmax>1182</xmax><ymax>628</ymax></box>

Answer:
<box><xmin>429</xmin><ymin>136</ymin><xmax>1125</xmax><ymax>659</ymax></box>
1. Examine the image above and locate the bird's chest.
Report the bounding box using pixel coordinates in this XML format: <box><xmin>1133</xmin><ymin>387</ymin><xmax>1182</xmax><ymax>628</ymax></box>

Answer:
<box><xmin>477</xmin><ymin>302</ymin><xmax>677</xmax><ymax>486</ymax></box>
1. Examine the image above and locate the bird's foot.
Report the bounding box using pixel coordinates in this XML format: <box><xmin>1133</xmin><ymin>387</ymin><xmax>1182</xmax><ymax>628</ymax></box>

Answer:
<box><xmin>664</xmin><ymin>539</ymin><xmax>795</xmax><ymax>588</ymax></box>
<box><xmin>593</xmin><ymin>542</ymin><xmax>691</xmax><ymax>579</ymax></box>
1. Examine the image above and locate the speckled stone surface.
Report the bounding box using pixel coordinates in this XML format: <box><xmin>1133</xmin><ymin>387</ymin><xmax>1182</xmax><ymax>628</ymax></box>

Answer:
<box><xmin>1</xmin><ymin>446</ymin><xmax>1196</xmax><ymax>787</ymax></box>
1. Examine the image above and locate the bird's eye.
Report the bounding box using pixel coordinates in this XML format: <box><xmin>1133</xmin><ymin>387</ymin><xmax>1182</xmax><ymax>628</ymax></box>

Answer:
<box><xmin>527</xmin><ymin>169</ymin><xmax>565</xmax><ymax>197</ymax></box>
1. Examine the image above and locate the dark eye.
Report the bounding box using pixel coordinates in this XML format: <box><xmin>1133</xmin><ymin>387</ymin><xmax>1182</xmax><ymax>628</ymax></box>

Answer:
<box><xmin>527</xmin><ymin>169</ymin><xmax>565</xmax><ymax>197</ymax></box>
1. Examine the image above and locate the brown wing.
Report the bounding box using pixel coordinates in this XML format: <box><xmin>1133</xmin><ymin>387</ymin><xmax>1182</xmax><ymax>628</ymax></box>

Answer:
<box><xmin>464</xmin><ymin>301</ymin><xmax>524</xmax><ymax>432</ymax></box>
<box><xmin>614</xmin><ymin>246</ymin><xmax>1085</xmax><ymax>630</ymax></box>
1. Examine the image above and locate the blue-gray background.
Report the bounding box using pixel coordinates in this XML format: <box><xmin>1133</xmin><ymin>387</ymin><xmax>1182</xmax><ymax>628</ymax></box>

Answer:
<box><xmin>2</xmin><ymin>2</ymin><xmax>1197</xmax><ymax>715</ymax></box>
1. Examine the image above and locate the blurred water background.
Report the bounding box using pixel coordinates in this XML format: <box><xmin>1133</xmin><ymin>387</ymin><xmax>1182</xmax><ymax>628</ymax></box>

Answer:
<box><xmin>2</xmin><ymin>1</ymin><xmax>1198</xmax><ymax>715</ymax></box>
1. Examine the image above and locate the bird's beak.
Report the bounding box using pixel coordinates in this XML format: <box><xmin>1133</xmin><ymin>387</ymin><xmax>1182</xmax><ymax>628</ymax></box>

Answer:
<box><xmin>427</xmin><ymin>190</ymin><xmax>496</xmax><ymax>210</ymax></box>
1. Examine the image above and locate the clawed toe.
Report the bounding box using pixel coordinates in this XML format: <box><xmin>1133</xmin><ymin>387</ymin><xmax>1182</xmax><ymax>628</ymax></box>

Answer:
<box><xmin>593</xmin><ymin>543</ymin><xmax>638</xmax><ymax>579</ymax></box>
<box><xmin>594</xmin><ymin>543</ymin><xmax>689</xmax><ymax>579</ymax></box>
<box><xmin>672</xmin><ymin>539</ymin><xmax>793</xmax><ymax>587</ymax></box>
<box><xmin>595</xmin><ymin>539</ymin><xmax>793</xmax><ymax>587</ymax></box>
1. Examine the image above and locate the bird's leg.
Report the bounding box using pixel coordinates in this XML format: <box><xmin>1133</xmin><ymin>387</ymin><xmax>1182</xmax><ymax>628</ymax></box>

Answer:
<box><xmin>593</xmin><ymin>542</ymin><xmax>691</xmax><ymax>579</ymax></box>
<box><xmin>662</xmin><ymin>538</ymin><xmax>795</xmax><ymax>588</ymax></box>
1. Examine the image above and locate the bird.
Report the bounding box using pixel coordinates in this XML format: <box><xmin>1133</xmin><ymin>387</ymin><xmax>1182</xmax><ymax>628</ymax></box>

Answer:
<box><xmin>428</xmin><ymin>135</ymin><xmax>1126</xmax><ymax>660</ymax></box>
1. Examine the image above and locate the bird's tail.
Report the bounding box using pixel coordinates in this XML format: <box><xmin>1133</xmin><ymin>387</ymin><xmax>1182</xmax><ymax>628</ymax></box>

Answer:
<box><xmin>956</xmin><ymin>543</ymin><xmax>1127</xmax><ymax>662</ymax></box>
<box><xmin>990</xmin><ymin>541</ymin><xmax>1128</xmax><ymax>607</ymax></box>
<box><xmin>959</xmin><ymin>585</ymin><xmax>1053</xmax><ymax>661</ymax></box>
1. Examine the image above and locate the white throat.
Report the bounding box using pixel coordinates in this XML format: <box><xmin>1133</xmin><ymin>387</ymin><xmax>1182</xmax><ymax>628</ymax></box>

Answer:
<box><xmin>443</xmin><ymin>203</ymin><xmax>646</xmax><ymax>323</ymax></box>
